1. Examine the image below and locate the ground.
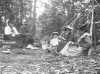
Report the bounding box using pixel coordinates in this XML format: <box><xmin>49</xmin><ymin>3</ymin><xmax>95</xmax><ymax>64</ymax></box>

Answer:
<box><xmin>0</xmin><ymin>48</ymin><xmax>99</xmax><ymax>74</ymax></box>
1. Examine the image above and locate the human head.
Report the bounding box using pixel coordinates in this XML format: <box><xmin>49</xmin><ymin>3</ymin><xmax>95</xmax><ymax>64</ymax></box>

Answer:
<box><xmin>53</xmin><ymin>34</ymin><xmax>58</xmax><ymax>38</ymax></box>
<box><xmin>85</xmin><ymin>34</ymin><xmax>91</xmax><ymax>39</ymax></box>
<box><xmin>52</xmin><ymin>32</ymin><xmax>59</xmax><ymax>38</ymax></box>
<box><xmin>8</xmin><ymin>21</ymin><xmax>14</xmax><ymax>27</ymax></box>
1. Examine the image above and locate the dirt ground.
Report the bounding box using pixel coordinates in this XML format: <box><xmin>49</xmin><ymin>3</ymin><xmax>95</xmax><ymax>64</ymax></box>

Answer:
<box><xmin>0</xmin><ymin>48</ymin><xmax>99</xmax><ymax>74</ymax></box>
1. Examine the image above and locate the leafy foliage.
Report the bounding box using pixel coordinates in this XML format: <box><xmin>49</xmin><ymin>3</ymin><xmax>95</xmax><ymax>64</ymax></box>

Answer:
<box><xmin>39</xmin><ymin>0</ymin><xmax>74</xmax><ymax>36</ymax></box>
<box><xmin>0</xmin><ymin>0</ymin><xmax>36</xmax><ymax>36</ymax></box>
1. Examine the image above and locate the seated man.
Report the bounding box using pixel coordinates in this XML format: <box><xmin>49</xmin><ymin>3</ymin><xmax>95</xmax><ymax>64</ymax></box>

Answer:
<box><xmin>18</xmin><ymin>24</ymin><xmax>34</xmax><ymax>48</ymax></box>
<box><xmin>78</xmin><ymin>32</ymin><xmax>92</xmax><ymax>56</ymax></box>
<box><xmin>57</xmin><ymin>27</ymin><xmax>73</xmax><ymax>52</ymax></box>
<box><xmin>20</xmin><ymin>24</ymin><xmax>29</xmax><ymax>35</ymax></box>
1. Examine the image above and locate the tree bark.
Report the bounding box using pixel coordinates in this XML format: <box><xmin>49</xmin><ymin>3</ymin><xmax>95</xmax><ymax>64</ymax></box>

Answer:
<box><xmin>31</xmin><ymin>0</ymin><xmax>37</xmax><ymax>37</ymax></box>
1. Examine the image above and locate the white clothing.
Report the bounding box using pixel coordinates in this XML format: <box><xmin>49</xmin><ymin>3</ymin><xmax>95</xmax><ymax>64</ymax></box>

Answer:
<box><xmin>42</xmin><ymin>44</ymin><xmax>48</xmax><ymax>50</ymax></box>
<box><xmin>50</xmin><ymin>38</ymin><xmax>60</xmax><ymax>46</ymax></box>
<box><xmin>26</xmin><ymin>44</ymin><xmax>39</xmax><ymax>49</ymax></box>
<box><xmin>4</xmin><ymin>25</ymin><xmax>20</xmax><ymax>37</ymax></box>
<box><xmin>13</xmin><ymin>27</ymin><xmax>20</xmax><ymax>34</ymax></box>
<box><xmin>11</xmin><ymin>27</ymin><xmax>20</xmax><ymax>37</ymax></box>
<box><xmin>4</xmin><ymin>25</ymin><xmax>12</xmax><ymax>35</ymax></box>
<box><xmin>78</xmin><ymin>33</ymin><xmax>91</xmax><ymax>43</ymax></box>
<box><xmin>60</xmin><ymin>41</ymin><xmax>82</xmax><ymax>56</ymax></box>
<box><xmin>82</xmin><ymin>0</ymin><xmax>90</xmax><ymax>3</ymax></box>
<box><xmin>41</xmin><ymin>41</ymin><xmax>49</xmax><ymax>50</ymax></box>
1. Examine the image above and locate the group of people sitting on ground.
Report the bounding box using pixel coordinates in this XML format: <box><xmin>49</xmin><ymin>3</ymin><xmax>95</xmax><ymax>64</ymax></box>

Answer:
<box><xmin>41</xmin><ymin>26</ymin><xmax>92</xmax><ymax>56</ymax></box>
<box><xmin>1</xmin><ymin>16</ymin><xmax>34</xmax><ymax>50</ymax></box>
<box><xmin>1</xmin><ymin>16</ymin><xmax>92</xmax><ymax>55</ymax></box>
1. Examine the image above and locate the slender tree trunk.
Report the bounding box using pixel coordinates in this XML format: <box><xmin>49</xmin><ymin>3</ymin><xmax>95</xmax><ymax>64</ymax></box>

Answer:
<box><xmin>90</xmin><ymin>0</ymin><xmax>94</xmax><ymax>48</ymax></box>
<box><xmin>92</xmin><ymin>0</ymin><xmax>96</xmax><ymax>50</ymax></box>
<box><xmin>33</xmin><ymin>0</ymin><xmax>37</xmax><ymax>22</ymax></box>
<box><xmin>21</xmin><ymin>0</ymin><xmax>23</xmax><ymax>24</ymax></box>
<box><xmin>31</xmin><ymin>0</ymin><xmax>37</xmax><ymax>37</ymax></box>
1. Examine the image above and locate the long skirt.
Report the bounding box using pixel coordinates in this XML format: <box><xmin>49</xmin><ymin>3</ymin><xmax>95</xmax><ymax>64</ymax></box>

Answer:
<box><xmin>60</xmin><ymin>43</ymin><xmax>82</xmax><ymax>56</ymax></box>
<box><xmin>15</xmin><ymin>34</ymin><xmax>34</xmax><ymax>48</ymax></box>
<box><xmin>3</xmin><ymin>34</ymin><xmax>34</xmax><ymax>48</ymax></box>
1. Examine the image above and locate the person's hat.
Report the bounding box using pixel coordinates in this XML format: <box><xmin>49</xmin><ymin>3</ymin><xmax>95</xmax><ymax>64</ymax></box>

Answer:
<box><xmin>52</xmin><ymin>32</ymin><xmax>59</xmax><ymax>35</ymax></box>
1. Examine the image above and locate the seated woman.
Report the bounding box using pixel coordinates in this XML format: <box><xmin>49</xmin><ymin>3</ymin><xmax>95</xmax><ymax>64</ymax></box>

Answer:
<box><xmin>78</xmin><ymin>32</ymin><xmax>92</xmax><ymax>56</ymax></box>
<box><xmin>49</xmin><ymin>32</ymin><xmax>61</xmax><ymax>55</ymax></box>
<box><xmin>4</xmin><ymin>19</ymin><xmax>17</xmax><ymax>40</ymax></box>
<box><xmin>60</xmin><ymin>41</ymin><xmax>82</xmax><ymax>56</ymax></box>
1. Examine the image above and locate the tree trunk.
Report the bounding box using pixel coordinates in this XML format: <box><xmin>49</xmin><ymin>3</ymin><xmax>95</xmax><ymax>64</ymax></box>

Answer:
<box><xmin>31</xmin><ymin>0</ymin><xmax>37</xmax><ymax>37</ymax></box>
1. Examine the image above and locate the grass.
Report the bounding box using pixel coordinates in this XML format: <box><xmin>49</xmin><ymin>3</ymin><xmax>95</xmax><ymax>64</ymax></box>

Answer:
<box><xmin>0</xmin><ymin>48</ymin><xmax>99</xmax><ymax>74</ymax></box>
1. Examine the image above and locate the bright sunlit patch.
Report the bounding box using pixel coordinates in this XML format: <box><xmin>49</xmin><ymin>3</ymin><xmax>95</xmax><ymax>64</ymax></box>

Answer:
<box><xmin>35</xmin><ymin>0</ymin><xmax>51</xmax><ymax>17</ymax></box>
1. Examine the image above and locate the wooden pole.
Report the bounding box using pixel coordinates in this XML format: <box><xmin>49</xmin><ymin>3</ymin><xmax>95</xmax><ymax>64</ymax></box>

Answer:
<box><xmin>90</xmin><ymin>3</ymin><xmax>94</xmax><ymax>37</ymax></box>
<box><xmin>90</xmin><ymin>0</ymin><xmax>96</xmax><ymax>49</ymax></box>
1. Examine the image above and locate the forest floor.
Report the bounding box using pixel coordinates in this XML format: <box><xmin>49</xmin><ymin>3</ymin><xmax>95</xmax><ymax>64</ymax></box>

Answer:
<box><xmin>0</xmin><ymin>48</ymin><xmax>99</xmax><ymax>74</ymax></box>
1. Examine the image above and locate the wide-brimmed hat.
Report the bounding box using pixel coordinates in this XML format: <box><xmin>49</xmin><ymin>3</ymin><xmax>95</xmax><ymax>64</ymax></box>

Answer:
<box><xmin>52</xmin><ymin>32</ymin><xmax>59</xmax><ymax>35</ymax></box>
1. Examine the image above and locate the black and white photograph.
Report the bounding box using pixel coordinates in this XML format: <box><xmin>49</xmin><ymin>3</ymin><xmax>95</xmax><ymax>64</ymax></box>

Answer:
<box><xmin>0</xmin><ymin>0</ymin><xmax>100</xmax><ymax>74</ymax></box>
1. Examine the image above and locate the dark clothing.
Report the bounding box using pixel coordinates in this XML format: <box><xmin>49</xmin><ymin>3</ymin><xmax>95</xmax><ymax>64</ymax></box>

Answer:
<box><xmin>79</xmin><ymin>38</ymin><xmax>90</xmax><ymax>48</ymax></box>
<box><xmin>79</xmin><ymin>37</ymin><xmax>91</xmax><ymax>56</ymax></box>
<box><xmin>0</xmin><ymin>22</ymin><xmax>5</xmax><ymax>34</ymax></box>
<box><xmin>57</xmin><ymin>32</ymin><xmax>73</xmax><ymax>52</ymax></box>
<box><xmin>20</xmin><ymin>25</ymin><xmax>29</xmax><ymax>34</ymax></box>
<box><xmin>15</xmin><ymin>34</ymin><xmax>34</xmax><ymax>48</ymax></box>
<box><xmin>4</xmin><ymin>35</ymin><xmax>14</xmax><ymax>40</ymax></box>
<box><xmin>4</xmin><ymin>34</ymin><xmax>34</xmax><ymax>48</ymax></box>
<box><xmin>82</xmin><ymin>46</ymin><xmax>90</xmax><ymax>56</ymax></box>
